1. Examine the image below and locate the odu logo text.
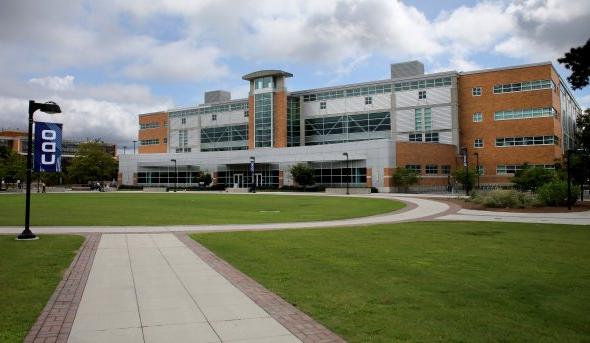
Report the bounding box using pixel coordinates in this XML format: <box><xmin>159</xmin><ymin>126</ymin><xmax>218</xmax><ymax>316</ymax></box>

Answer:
<box><xmin>40</xmin><ymin>129</ymin><xmax>57</xmax><ymax>165</ymax></box>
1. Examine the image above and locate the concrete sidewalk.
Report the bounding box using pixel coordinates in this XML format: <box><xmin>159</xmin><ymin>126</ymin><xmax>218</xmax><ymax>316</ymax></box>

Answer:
<box><xmin>68</xmin><ymin>234</ymin><xmax>301</xmax><ymax>343</ymax></box>
<box><xmin>437</xmin><ymin>208</ymin><xmax>590</xmax><ymax>225</ymax></box>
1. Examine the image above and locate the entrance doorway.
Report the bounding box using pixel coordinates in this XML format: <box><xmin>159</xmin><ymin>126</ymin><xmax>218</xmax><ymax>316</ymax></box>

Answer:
<box><xmin>254</xmin><ymin>173</ymin><xmax>262</xmax><ymax>187</ymax></box>
<box><xmin>233</xmin><ymin>174</ymin><xmax>243</xmax><ymax>188</ymax></box>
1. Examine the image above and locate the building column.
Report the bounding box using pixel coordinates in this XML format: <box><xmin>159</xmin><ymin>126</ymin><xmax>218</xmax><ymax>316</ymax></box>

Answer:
<box><xmin>366</xmin><ymin>168</ymin><xmax>372</xmax><ymax>188</ymax></box>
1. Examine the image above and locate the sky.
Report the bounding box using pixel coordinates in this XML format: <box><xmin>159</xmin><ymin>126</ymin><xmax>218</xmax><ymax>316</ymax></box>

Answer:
<box><xmin>0</xmin><ymin>0</ymin><xmax>589</xmax><ymax>151</ymax></box>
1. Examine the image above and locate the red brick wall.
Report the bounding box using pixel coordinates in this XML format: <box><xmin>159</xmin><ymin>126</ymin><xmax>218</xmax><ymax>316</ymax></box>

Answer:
<box><xmin>138</xmin><ymin>112</ymin><xmax>168</xmax><ymax>154</ymax></box>
<box><xmin>396</xmin><ymin>142</ymin><xmax>457</xmax><ymax>185</ymax></box>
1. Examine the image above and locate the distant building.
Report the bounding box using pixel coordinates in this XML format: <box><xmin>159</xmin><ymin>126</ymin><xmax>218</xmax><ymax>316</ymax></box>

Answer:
<box><xmin>0</xmin><ymin>129</ymin><xmax>116</xmax><ymax>158</ymax></box>
<box><xmin>120</xmin><ymin>61</ymin><xmax>582</xmax><ymax>191</ymax></box>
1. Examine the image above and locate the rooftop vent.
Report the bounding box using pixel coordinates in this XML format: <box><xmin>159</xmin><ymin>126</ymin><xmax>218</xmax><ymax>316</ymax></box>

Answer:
<box><xmin>391</xmin><ymin>61</ymin><xmax>425</xmax><ymax>79</ymax></box>
<box><xmin>204</xmin><ymin>90</ymin><xmax>231</xmax><ymax>104</ymax></box>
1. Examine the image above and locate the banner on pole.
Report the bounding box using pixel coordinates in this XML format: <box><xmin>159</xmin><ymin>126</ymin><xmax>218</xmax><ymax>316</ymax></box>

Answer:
<box><xmin>34</xmin><ymin>122</ymin><xmax>62</xmax><ymax>173</ymax></box>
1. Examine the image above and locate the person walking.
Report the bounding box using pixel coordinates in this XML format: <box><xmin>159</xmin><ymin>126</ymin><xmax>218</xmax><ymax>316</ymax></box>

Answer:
<box><xmin>16</xmin><ymin>179</ymin><xmax>21</xmax><ymax>189</ymax></box>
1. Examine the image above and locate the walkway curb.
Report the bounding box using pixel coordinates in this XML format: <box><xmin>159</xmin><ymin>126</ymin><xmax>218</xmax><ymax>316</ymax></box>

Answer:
<box><xmin>177</xmin><ymin>233</ymin><xmax>346</xmax><ymax>343</ymax></box>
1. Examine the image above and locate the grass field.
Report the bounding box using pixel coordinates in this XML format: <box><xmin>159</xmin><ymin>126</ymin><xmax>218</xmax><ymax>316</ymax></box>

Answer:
<box><xmin>0</xmin><ymin>235</ymin><xmax>84</xmax><ymax>342</ymax></box>
<box><xmin>193</xmin><ymin>222</ymin><xmax>590</xmax><ymax>342</ymax></box>
<box><xmin>0</xmin><ymin>193</ymin><xmax>403</xmax><ymax>226</ymax></box>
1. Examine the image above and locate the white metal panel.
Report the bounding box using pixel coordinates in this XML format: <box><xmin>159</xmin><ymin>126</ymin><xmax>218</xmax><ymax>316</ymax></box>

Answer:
<box><xmin>325</xmin><ymin>98</ymin><xmax>346</xmax><ymax>115</ymax></box>
<box><xmin>169</xmin><ymin>117</ymin><xmax>182</xmax><ymax>131</ymax></box>
<box><xmin>427</xmin><ymin>87</ymin><xmax>451</xmax><ymax>105</ymax></box>
<box><xmin>396</xmin><ymin>91</ymin><xmax>419</xmax><ymax>108</ymax></box>
<box><xmin>372</xmin><ymin>93</ymin><xmax>391</xmax><ymax>111</ymax></box>
<box><xmin>439</xmin><ymin>131</ymin><xmax>452</xmax><ymax>144</ymax></box>
<box><xmin>431</xmin><ymin>106</ymin><xmax>452</xmax><ymax>130</ymax></box>
<box><xmin>395</xmin><ymin>87</ymin><xmax>451</xmax><ymax>108</ymax></box>
<box><xmin>188</xmin><ymin>128</ymin><xmax>200</xmax><ymax>148</ymax></box>
<box><xmin>345</xmin><ymin>96</ymin><xmax>365</xmax><ymax>113</ymax></box>
<box><xmin>302</xmin><ymin>102</ymin><xmax>316</xmax><ymax>117</ymax></box>
<box><xmin>396</xmin><ymin>133</ymin><xmax>409</xmax><ymax>141</ymax></box>
<box><xmin>169</xmin><ymin>130</ymin><xmax>180</xmax><ymax>150</ymax></box>
<box><xmin>396</xmin><ymin>109</ymin><xmax>415</xmax><ymax>133</ymax></box>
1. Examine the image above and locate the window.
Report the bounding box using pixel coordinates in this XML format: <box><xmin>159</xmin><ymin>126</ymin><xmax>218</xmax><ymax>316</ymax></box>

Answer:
<box><xmin>472</xmin><ymin>112</ymin><xmax>482</xmax><ymax>122</ymax></box>
<box><xmin>441</xmin><ymin>165</ymin><xmax>451</xmax><ymax>175</ymax></box>
<box><xmin>212</xmin><ymin>114</ymin><xmax>217</xmax><ymax>121</ymax></box>
<box><xmin>244</xmin><ymin>110</ymin><xmax>249</xmax><ymax>117</ymax></box>
<box><xmin>139</xmin><ymin>139</ymin><xmax>159</xmax><ymax>146</ymax></box>
<box><xmin>414</xmin><ymin>108</ymin><xmax>431</xmax><ymax>131</ymax></box>
<box><xmin>493</xmin><ymin>79</ymin><xmax>552</xmax><ymax>94</ymax></box>
<box><xmin>405</xmin><ymin>165</ymin><xmax>421</xmax><ymax>174</ymax></box>
<box><xmin>320</xmin><ymin>101</ymin><xmax>326</xmax><ymax>109</ymax></box>
<box><xmin>474</xmin><ymin>138</ymin><xmax>483</xmax><ymax>148</ymax></box>
<box><xmin>178</xmin><ymin>130</ymin><xmax>188</xmax><ymax>147</ymax></box>
<box><xmin>163</xmin><ymin>138</ymin><xmax>167</xmax><ymax>144</ymax></box>
<box><xmin>418</xmin><ymin>90</ymin><xmax>426</xmax><ymax>99</ymax></box>
<box><xmin>425</xmin><ymin>132</ymin><xmax>439</xmax><ymax>143</ymax></box>
<box><xmin>409</xmin><ymin>133</ymin><xmax>422</xmax><ymax>142</ymax></box>
<box><xmin>164</xmin><ymin>122</ymin><xmax>168</xmax><ymax>128</ymax></box>
<box><xmin>472</xmin><ymin>87</ymin><xmax>482</xmax><ymax>96</ymax></box>
<box><xmin>181</xmin><ymin>117</ymin><xmax>186</xmax><ymax>124</ymax></box>
<box><xmin>254</xmin><ymin>76</ymin><xmax>273</xmax><ymax>90</ymax></box>
<box><xmin>496</xmin><ymin>164</ymin><xmax>555</xmax><ymax>175</ymax></box>
<box><xmin>426</xmin><ymin>165</ymin><xmax>438</xmax><ymax>174</ymax></box>
<box><xmin>495</xmin><ymin>135</ymin><xmax>558</xmax><ymax>147</ymax></box>
<box><xmin>494</xmin><ymin>107</ymin><xmax>555</xmax><ymax>121</ymax></box>
<box><xmin>365</xmin><ymin>96</ymin><xmax>372</xmax><ymax>105</ymax></box>
<box><xmin>139</xmin><ymin>122</ymin><xmax>160</xmax><ymax>130</ymax></box>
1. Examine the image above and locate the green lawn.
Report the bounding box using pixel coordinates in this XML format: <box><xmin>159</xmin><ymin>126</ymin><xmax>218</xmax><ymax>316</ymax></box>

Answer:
<box><xmin>0</xmin><ymin>235</ymin><xmax>84</xmax><ymax>342</ymax></box>
<box><xmin>0</xmin><ymin>193</ymin><xmax>403</xmax><ymax>226</ymax></box>
<box><xmin>192</xmin><ymin>222</ymin><xmax>590</xmax><ymax>342</ymax></box>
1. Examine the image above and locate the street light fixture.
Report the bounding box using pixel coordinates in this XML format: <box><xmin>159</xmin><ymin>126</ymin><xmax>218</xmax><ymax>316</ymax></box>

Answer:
<box><xmin>171</xmin><ymin>159</ymin><xmax>177</xmax><ymax>192</ymax></box>
<box><xmin>474</xmin><ymin>152</ymin><xmax>480</xmax><ymax>190</ymax></box>
<box><xmin>18</xmin><ymin>100</ymin><xmax>61</xmax><ymax>240</ymax></box>
<box><xmin>343</xmin><ymin>152</ymin><xmax>349</xmax><ymax>195</ymax></box>
<box><xmin>133</xmin><ymin>140</ymin><xmax>137</xmax><ymax>154</ymax></box>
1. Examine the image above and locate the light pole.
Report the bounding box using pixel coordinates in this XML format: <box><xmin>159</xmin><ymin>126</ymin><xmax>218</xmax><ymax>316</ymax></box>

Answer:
<box><xmin>250</xmin><ymin>156</ymin><xmax>256</xmax><ymax>193</ymax></box>
<box><xmin>343</xmin><ymin>152</ymin><xmax>349</xmax><ymax>195</ymax></box>
<box><xmin>171</xmin><ymin>159</ymin><xmax>177</xmax><ymax>192</ymax></box>
<box><xmin>474</xmin><ymin>152</ymin><xmax>480</xmax><ymax>190</ymax></box>
<box><xmin>133</xmin><ymin>140</ymin><xmax>137</xmax><ymax>154</ymax></box>
<box><xmin>123</xmin><ymin>146</ymin><xmax>127</xmax><ymax>154</ymax></box>
<box><xmin>461</xmin><ymin>148</ymin><xmax>469</xmax><ymax>196</ymax></box>
<box><xmin>18</xmin><ymin>100</ymin><xmax>61</xmax><ymax>240</ymax></box>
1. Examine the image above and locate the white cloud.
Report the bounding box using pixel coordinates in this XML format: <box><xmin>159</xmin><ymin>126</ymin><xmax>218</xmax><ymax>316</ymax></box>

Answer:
<box><xmin>29</xmin><ymin>75</ymin><xmax>75</xmax><ymax>91</ymax></box>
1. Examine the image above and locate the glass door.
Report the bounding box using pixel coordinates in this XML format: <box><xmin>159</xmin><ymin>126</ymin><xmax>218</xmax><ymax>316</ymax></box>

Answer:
<box><xmin>233</xmin><ymin>174</ymin><xmax>243</xmax><ymax>188</ymax></box>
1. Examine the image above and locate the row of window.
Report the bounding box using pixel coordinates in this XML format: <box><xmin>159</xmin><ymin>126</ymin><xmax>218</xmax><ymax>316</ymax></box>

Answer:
<box><xmin>301</xmin><ymin>77</ymin><xmax>453</xmax><ymax>103</ymax></box>
<box><xmin>494</xmin><ymin>107</ymin><xmax>555</xmax><ymax>121</ymax></box>
<box><xmin>169</xmin><ymin>102</ymin><xmax>248</xmax><ymax>118</ymax></box>
<box><xmin>405</xmin><ymin>164</ymin><xmax>451</xmax><ymax>175</ymax></box>
<box><xmin>139</xmin><ymin>122</ymin><xmax>160</xmax><ymax>130</ymax></box>
<box><xmin>493</xmin><ymin>79</ymin><xmax>553</xmax><ymax>94</ymax></box>
<box><xmin>140</xmin><ymin>139</ymin><xmax>159</xmax><ymax>146</ymax></box>
<box><xmin>302</xmin><ymin>84</ymin><xmax>392</xmax><ymax>102</ymax></box>
<box><xmin>496</xmin><ymin>164</ymin><xmax>555</xmax><ymax>175</ymax></box>
<box><xmin>472</xmin><ymin>79</ymin><xmax>554</xmax><ymax>96</ymax></box>
<box><xmin>495</xmin><ymin>136</ymin><xmax>557</xmax><ymax>147</ymax></box>
<box><xmin>415</xmin><ymin>108</ymin><xmax>432</xmax><ymax>131</ymax></box>
<box><xmin>472</xmin><ymin>135</ymin><xmax>558</xmax><ymax>148</ymax></box>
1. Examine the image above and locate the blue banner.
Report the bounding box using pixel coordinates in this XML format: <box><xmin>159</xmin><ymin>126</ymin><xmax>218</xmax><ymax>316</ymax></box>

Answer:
<box><xmin>34</xmin><ymin>122</ymin><xmax>62</xmax><ymax>173</ymax></box>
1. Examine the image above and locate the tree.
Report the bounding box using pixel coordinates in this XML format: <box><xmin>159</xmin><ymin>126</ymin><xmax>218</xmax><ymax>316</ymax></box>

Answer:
<box><xmin>198</xmin><ymin>172</ymin><xmax>212</xmax><ymax>186</ymax></box>
<box><xmin>0</xmin><ymin>147</ymin><xmax>26</xmax><ymax>183</ymax></box>
<box><xmin>392</xmin><ymin>167</ymin><xmax>419</xmax><ymax>193</ymax></box>
<box><xmin>577</xmin><ymin>108</ymin><xmax>590</xmax><ymax>150</ymax></box>
<box><xmin>511</xmin><ymin>164</ymin><xmax>555</xmax><ymax>192</ymax></box>
<box><xmin>67</xmin><ymin>142</ymin><xmax>117</xmax><ymax>183</ymax></box>
<box><xmin>289</xmin><ymin>163</ymin><xmax>315</xmax><ymax>190</ymax></box>
<box><xmin>558</xmin><ymin>38</ymin><xmax>590</xmax><ymax>90</ymax></box>
<box><xmin>454</xmin><ymin>167</ymin><xmax>476</xmax><ymax>192</ymax></box>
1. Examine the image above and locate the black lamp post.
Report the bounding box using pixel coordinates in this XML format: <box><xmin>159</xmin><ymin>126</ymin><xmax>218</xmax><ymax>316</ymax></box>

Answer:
<box><xmin>343</xmin><ymin>152</ymin><xmax>349</xmax><ymax>195</ymax></box>
<box><xmin>171</xmin><ymin>159</ymin><xmax>177</xmax><ymax>192</ymax></box>
<box><xmin>461</xmin><ymin>148</ymin><xmax>469</xmax><ymax>195</ymax></box>
<box><xmin>567</xmin><ymin>148</ymin><xmax>589</xmax><ymax>210</ymax></box>
<box><xmin>18</xmin><ymin>100</ymin><xmax>61</xmax><ymax>240</ymax></box>
<box><xmin>250</xmin><ymin>156</ymin><xmax>256</xmax><ymax>193</ymax></box>
<box><xmin>123</xmin><ymin>146</ymin><xmax>127</xmax><ymax>154</ymax></box>
<box><xmin>474</xmin><ymin>152</ymin><xmax>480</xmax><ymax>190</ymax></box>
<box><xmin>133</xmin><ymin>140</ymin><xmax>137</xmax><ymax>154</ymax></box>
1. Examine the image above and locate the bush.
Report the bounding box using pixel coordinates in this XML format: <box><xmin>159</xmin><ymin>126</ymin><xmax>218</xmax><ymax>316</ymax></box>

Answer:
<box><xmin>371</xmin><ymin>187</ymin><xmax>379</xmax><ymax>193</ymax></box>
<box><xmin>472</xmin><ymin>190</ymin><xmax>534</xmax><ymax>208</ymax></box>
<box><xmin>392</xmin><ymin>167</ymin><xmax>419</xmax><ymax>193</ymax></box>
<box><xmin>537</xmin><ymin>180</ymin><xmax>579</xmax><ymax>206</ymax></box>
<box><xmin>511</xmin><ymin>165</ymin><xmax>555</xmax><ymax>191</ymax></box>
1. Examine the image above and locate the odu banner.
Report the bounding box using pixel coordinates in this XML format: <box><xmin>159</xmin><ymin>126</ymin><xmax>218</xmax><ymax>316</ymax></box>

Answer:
<box><xmin>34</xmin><ymin>121</ymin><xmax>62</xmax><ymax>173</ymax></box>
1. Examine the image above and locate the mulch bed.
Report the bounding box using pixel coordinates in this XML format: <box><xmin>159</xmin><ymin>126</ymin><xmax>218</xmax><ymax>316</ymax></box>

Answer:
<box><xmin>443</xmin><ymin>198</ymin><xmax>590</xmax><ymax>213</ymax></box>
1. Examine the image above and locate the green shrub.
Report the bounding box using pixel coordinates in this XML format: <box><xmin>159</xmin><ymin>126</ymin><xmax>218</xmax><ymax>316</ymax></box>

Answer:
<box><xmin>472</xmin><ymin>190</ymin><xmax>534</xmax><ymax>208</ymax></box>
<box><xmin>536</xmin><ymin>180</ymin><xmax>579</xmax><ymax>206</ymax></box>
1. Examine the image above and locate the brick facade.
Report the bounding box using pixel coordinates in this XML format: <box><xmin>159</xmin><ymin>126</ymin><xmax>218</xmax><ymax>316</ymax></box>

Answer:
<box><xmin>273</xmin><ymin>91</ymin><xmax>288</xmax><ymax>148</ymax></box>
<box><xmin>458</xmin><ymin>64</ymin><xmax>564</xmax><ymax>183</ymax></box>
<box><xmin>395</xmin><ymin>142</ymin><xmax>457</xmax><ymax>185</ymax></box>
<box><xmin>138</xmin><ymin>112</ymin><xmax>168</xmax><ymax>154</ymax></box>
